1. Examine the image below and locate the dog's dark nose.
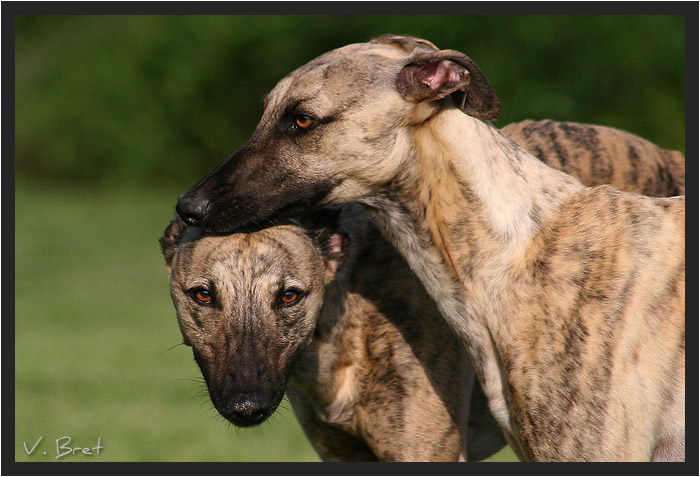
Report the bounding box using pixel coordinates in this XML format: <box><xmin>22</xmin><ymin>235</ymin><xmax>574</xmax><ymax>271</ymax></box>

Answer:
<box><xmin>176</xmin><ymin>193</ymin><xmax>209</xmax><ymax>226</ymax></box>
<box><xmin>221</xmin><ymin>391</ymin><xmax>273</xmax><ymax>427</ymax></box>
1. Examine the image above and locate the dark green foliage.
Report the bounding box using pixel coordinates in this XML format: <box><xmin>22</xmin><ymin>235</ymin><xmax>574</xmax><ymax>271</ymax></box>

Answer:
<box><xmin>15</xmin><ymin>15</ymin><xmax>684</xmax><ymax>188</ymax></box>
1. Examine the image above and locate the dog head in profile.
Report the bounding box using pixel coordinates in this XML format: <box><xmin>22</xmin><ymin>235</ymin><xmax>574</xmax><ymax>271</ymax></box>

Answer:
<box><xmin>175</xmin><ymin>35</ymin><xmax>499</xmax><ymax>234</ymax></box>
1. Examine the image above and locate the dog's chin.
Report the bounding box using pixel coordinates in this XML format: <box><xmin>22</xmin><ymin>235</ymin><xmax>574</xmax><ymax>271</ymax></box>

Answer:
<box><xmin>203</xmin><ymin>202</ymin><xmax>330</xmax><ymax>235</ymax></box>
<box><xmin>189</xmin><ymin>208</ymin><xmax>271</xmax><ymax>235</ymax></box>
<box><xmin>212</xmin><ymin>390</ymin><xmax>286</xmax><ymax>428</ymax></box>
<box><xmin>201</xmin><ymin>214</ymin><xmax>286</xmax><ymax>235</ymax></box>
<box><xmin>191</xmin><ymin>180</ymin><xmax>341</xmax><ymax>234</ymax></box>
<box><xmin>223</xmin><ymin>410</ymin><xmax>274</xmax><ymax>428</ymax></box>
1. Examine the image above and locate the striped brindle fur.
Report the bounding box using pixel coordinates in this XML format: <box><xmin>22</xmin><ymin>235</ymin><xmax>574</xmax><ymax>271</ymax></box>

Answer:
<box><xmin>164</xmin><ymin>117</ymin><xmax>683</xmax><ymax>462</ymax></box>
<box><xmin>162</xmin><ymin>206</ymin><xmax>503</xmax><ymax>462</ymax></box>
<box><xmin>502</xmin><ymin>119</ymin><xmax>685</xmax><ymax>197</ymax></box>
<box><xmin>175</xmin><ymin>35</ymin><xmax>685</xmax><ymax>461</ymax></box>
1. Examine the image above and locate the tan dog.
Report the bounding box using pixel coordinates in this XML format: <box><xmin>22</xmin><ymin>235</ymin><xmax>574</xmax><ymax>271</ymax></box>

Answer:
<box><xmin>163</xmin><ymin>119</ymin><xmax>684</xmax><ymax>462</ymax></box>
<box><xmin>174</xmin><ymin>35</ymin><xmax>685</xmax><ymax>461</ymax></box>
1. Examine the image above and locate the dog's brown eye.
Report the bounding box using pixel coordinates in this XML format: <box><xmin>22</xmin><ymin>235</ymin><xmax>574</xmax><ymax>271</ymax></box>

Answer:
<box><xmin>191</xmin><ymin>288</ymin><xmax>213</xmax><ymax>305</ymax></box>
<box><xmin>280</xmin><ymin>289</ymin><xmax>302</xmax><ymax>306</ymax></box>
<box><xmin>294</xmin><ymin>115</ymin><xmax>314</xmax><ymax>129</ymax></box>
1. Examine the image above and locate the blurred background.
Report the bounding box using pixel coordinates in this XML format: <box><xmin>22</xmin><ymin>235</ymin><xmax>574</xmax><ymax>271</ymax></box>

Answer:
<box><xmin>14</xmin><ymin>15</ymin><xmax>685</xmax><ymax>463</ymax></box>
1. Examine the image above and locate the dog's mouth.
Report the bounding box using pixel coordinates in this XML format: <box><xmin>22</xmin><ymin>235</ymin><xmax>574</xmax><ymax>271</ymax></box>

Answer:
<box><xmin>183</xmin><ymin>191</ymin><xmax>338</xmax><ymax>235</ymax></box>
<box><xmin>177</xmin><ymin>170</ymin><xmax>343</xmax><ymax>234</ymax></box>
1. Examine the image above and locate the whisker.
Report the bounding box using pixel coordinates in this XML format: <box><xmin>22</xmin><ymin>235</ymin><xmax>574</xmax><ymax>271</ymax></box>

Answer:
<box><xmin>160</xmin><ymin>342</ymin><xmax>187</xmax><ymax>354</ymax></box>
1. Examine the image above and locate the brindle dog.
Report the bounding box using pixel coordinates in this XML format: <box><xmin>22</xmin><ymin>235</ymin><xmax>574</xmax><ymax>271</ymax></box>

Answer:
<box><xmin>174</xmin><ymin>36</ymin><xmax>685</xmax><ymax>461</ymax></box>
<box><xmin>162</xmin><ymin>206</ymin><xmax>501</xmax><ymax>462</ymax></box>
<box><xmin>163</xmin><ymin>119</ymin><xmax>684</xmax><ymax>462</ymax></box>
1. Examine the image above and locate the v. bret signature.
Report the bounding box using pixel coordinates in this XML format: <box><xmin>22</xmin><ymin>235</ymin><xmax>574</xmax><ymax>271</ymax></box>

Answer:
<box><xmin>22</xmin><ymin>436</ymin><xmax>103</xmax><ymax>459</ymax></box>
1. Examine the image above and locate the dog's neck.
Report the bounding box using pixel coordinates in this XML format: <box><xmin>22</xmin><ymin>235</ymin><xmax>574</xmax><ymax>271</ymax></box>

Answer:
<box><xmin>362</xmin><ymin>107</ymin><xmax>582</xmax><ymax>433</ymax></box>
<box><xmin>288</xmin><ymin>276</ymin><xmax>362</xmax><ymax>430</ymax></box>
<box><xmin>288</xmin><ymin>210</ymin><xmax>377</xmax><ymax>428</ymax></box>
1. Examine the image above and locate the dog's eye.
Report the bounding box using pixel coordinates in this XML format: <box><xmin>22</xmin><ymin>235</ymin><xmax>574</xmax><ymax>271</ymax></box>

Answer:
<box><xmin>280</xmin><ymin>289</ymin><xmax>303</xmax><ymax>306</ymax></box>
<box><xmin>190</xmin><ymin>287</ymin><xmax>214</xmax><ymax>305</ymax></box>
<box><xmin>294</xmin><ymin>115</ymin><xmax>315</xmax><ymax>129</ymax></box>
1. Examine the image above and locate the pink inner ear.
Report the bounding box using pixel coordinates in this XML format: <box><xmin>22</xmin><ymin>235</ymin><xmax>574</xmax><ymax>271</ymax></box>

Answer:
<box><xmin>327</xmin><ymin>232</ymin><xmax>349</xmax><ymax>256</ymax></box>
<box><xmin>421</xmin><ymin>60</ymin><xmax>463</xmax><ymax>90</ymax></box>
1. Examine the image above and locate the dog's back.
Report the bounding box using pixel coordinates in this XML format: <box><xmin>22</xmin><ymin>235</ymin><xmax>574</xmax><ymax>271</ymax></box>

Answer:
<box><xmin>502</xmin><ymin>120</ymin><xmax>685</xmax><ymax>196</ymax></box>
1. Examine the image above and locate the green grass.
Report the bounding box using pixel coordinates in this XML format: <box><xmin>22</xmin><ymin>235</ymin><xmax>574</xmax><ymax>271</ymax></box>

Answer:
<box><xmin>14</xmin><ymin>179</ymin><xmax>517</xmax><ymax>462</ymax></box>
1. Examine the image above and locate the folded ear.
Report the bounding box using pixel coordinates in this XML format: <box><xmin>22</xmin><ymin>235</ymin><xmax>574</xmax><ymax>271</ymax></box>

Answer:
<box><xmin>371</xmin><ymin>34</ymin><xmax>440</xmax><ymax>53</ymax></box>
<box><xmin>296</xmin><ymin>207</ymin><xmax>351</xmax><ymax>284</ymax></box>
<box><xmin>159</xmin><ymin>216</ymin><xmax>189</xmax><ymax>274</ymax></box>
<box><xmin>396</xmin><ymin>50</ymin><xmax>500</xmax><ymax>121</ymax></box>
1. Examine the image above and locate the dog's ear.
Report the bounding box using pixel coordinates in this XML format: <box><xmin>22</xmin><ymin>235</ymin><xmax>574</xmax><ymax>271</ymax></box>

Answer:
<box><xmin>296</xmin><ymin>207</ymin><xmax>351</xmax><ymax>284</ymax></box>
<box><xmin>317</xmin><ymin>229</ymin><xmax>351</xmax><ymax>284</ymax></box>
<box><xmin>159</xmin><ymin>216</ymin><xmax>189</xmax><ymax>274</ymax></box>
<box><xmin>372</xmin><ymin>34</ymin><xmax>440</xmax><ymax>53</ymax></box>
<box><xmin>396</xmin><ymin>50</ymin><xmax>500</xmax><ymax>121</ymax></box>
